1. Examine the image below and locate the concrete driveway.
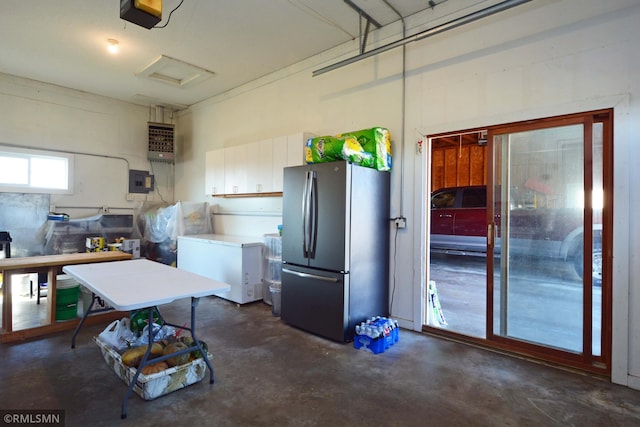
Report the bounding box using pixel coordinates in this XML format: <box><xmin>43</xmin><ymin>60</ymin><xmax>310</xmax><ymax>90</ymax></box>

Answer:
<box><xmin>428</xmin><ymin>253</ymin><xmax>602</xmax><ymax>354</ymax></box>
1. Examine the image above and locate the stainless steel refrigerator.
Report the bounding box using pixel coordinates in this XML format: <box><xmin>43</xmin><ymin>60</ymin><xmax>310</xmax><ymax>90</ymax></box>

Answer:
<box><xmin>281</xmin><ymin>161</ymin><xmax>390</xmax><ymax>342</ymax></box>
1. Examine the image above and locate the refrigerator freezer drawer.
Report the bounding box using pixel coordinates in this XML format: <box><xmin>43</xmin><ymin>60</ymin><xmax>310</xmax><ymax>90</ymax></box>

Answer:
<box><xmin>281</xmin><ymin>266</ymin><xmax>349</xmax><ymax>342</ymax></box>
<box><xmin>177</xmin><ymin>236</ymin><xmax>263</xmax><ymax>304</ymax></box>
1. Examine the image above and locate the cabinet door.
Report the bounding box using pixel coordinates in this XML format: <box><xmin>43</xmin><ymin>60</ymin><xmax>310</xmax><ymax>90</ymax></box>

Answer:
<box><xmin>246</xmin><ymin>139</ymin><xmax>273</xmax><ymax>193</ymax></box>
<box><xmin>286</xmin><ymin>132</ymin><xmax>310</xmax><ymax>166</ymax></box>
<box><xmin>224</xmin><ymin>145</ymin><xmax>247</xmax><ymax>194</ymax></box>
<box><xmin>205</xmin><ymin>149</ymin><xmax>225</xmax><ymax>195</ymax></box>
<box><xmin>272</xmin><ymin>132</ymin><xmax>312</xmax><ymax>192</ymax></box>
<box><xmin>271</xmin><ymin>135</ymin><xmax>288</xmax><ymax>192</ymax></box>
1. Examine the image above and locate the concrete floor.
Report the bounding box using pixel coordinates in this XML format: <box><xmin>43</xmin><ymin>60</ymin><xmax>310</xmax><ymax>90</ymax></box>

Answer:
<box><xmin>1</xmin><ymin>296</ymin><xmax>639</xmax><ymax>427</ymax></box>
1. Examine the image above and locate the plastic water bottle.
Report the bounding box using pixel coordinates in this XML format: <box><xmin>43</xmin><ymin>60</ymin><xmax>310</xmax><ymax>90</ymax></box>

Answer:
<box><xmin>366</xmin><ymin>326</ymin><xmax>375</xmax><ymax>339</ymax></box>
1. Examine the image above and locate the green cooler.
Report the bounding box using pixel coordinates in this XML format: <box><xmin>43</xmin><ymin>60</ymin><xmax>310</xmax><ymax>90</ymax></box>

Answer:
<box><xmin>56</xmin><ymin>274</ymin><xmax>80</xmax><ymax>321</ymax></box>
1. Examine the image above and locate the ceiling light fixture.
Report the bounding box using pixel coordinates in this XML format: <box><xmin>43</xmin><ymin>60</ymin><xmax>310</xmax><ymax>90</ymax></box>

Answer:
<box><xmin>107</xmin><ymin>38</ymin><xmax>119</xmax><ymax>54</ymax></box>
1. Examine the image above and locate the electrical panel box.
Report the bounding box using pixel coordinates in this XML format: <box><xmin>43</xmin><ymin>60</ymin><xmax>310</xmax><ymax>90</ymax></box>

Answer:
<box><xmin>147</xmin><ymin>122</ymin><xmax>175</xmax><ymax>163</ymax></box>
<box><xmin>129</xmin><ymin>170</ymin><xmax>154</xmax><ymax>193</ymax></box>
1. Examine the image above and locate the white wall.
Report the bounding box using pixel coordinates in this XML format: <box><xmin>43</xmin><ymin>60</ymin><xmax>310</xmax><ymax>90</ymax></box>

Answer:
<box><xmin>0</xmin><ymin>74</ymin><xmax>175</xmax><ymax>219</ymax></box>
<box><xmin>175</xmin><ymin>0</ymin><xmax>640</xmax><ymax>388</ymax></box>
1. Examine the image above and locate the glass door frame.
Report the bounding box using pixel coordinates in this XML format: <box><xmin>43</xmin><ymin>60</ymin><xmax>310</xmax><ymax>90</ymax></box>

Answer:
<box><xmin>423</xmin><ymin>109</ymin><xmax>613</xmax><ymax>377</ymax></box>
<box><xmin>485</xmin><ymin>110</ymin><xmax>613</xmax><ymax>375</ymax></box>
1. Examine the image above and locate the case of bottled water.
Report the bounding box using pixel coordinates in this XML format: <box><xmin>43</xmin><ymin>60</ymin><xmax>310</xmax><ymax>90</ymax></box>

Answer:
<box><xmin>353</xmin><ymin>316</ymin><xmax>399</xmax><ymax>354</ymax></box>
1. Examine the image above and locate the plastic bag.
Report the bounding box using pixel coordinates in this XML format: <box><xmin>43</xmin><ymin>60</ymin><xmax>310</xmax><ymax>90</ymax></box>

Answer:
<box><xmin>338</xmin><ymin>127</ymin><xmax>392</xmax><ymax>171</ymax></box>
<box><xmin>98</xmin><ymin>318</ymin><xmax>137</xmax><ymax>351</ymax></box>
<box><xmin>305</xmin><ymin>135</ymin><xmax>375</xmax><ymax>168</ymax></box>
<box><xmin>130</xmin><ymin>307</ymin><xmax>164</xmax><ymax>337</ymax></box>
<box><xmin>133</xmin><ymin>323</ymin><xmax>177</xmax><ymax>346</ymax></box>
<box><xmin>306</xmin><ymin>127</ymin><xmax>393</xmax><ymax>171</ymax></box>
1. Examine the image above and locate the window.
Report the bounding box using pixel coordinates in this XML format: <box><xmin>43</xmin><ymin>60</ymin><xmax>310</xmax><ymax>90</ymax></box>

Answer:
<box><xmin>461</xmin><ymin>188</ymin><xmax>486</xmax><ymax>208</ymax></box>
<box><xmin>0</xmin><ymin>147</ymin><xmax>73</xmax><ymax>194</ymax></box>
<box><xmin>431</xmin><ymin>189</ymin><xmax>456</xmax><ymax>209</ymax></box>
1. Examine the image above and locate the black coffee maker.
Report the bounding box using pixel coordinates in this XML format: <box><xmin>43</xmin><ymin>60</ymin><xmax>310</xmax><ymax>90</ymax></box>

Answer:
<box><xmin>0</xmin><ymin>231</ymin><xmax>12</xmax><ymax>258</ymax></box>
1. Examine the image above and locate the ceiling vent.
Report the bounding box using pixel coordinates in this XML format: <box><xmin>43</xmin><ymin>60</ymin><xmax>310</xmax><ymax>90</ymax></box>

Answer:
<box><xmin>136</xmin><ymin>55</ymin><xmax>214</xmax><ymax>88</ymax></box>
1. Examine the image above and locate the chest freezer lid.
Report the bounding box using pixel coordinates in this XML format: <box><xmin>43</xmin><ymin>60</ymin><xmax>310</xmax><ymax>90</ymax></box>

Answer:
<box><xmin>177</xmin><ymin>234</ymin><xmax>263</xmax><ymax>247</ymax></box>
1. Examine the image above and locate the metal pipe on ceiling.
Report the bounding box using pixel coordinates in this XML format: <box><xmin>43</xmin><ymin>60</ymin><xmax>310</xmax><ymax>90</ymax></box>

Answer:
<box><xmin>313</xmin><ymin>0</ymin><xmax>532</xmax><ymax>77</ymax></box>
<box><xmin>360</xmin><ymin>17</ymin><xmax>371</xmax><ymax>54</ymax></box>
<box><xmin>344</xmin><ymin>0</ymin><xmax>382</xmax><ymax>29</ymax></box>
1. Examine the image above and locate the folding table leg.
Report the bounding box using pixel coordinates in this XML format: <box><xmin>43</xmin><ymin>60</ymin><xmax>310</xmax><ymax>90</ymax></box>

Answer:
<box><xmin>71</xmin><ymin>292</ymin><xmax>113</xmax><ymax>348</ymax></box>
<box><xmin>71</xmin><ymin>293</ymin><xmax>95</xmax><ymax>349</ymax></box>
<box><xmin>121</xmin><ymin>306</ymin><xmax>156</xmax><ymax>419</ymax></box>
<box><xmin>190</xmin><ymin>297</ymin><xmax>215</xmax><ymax>383</ymax></box>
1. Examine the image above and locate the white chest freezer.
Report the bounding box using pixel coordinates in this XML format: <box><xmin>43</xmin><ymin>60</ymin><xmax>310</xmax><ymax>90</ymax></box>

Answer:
<box><xmin>177</xmin><ymin>234</ymin><xmax>264</xmax><ymax>304</ymax></box>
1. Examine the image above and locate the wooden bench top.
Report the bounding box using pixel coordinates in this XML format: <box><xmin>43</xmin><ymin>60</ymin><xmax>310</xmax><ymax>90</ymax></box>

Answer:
<box><xmin>0</xmin><ymin>251</ymin><xmax>132</xmax><ymax>271</ymax></box>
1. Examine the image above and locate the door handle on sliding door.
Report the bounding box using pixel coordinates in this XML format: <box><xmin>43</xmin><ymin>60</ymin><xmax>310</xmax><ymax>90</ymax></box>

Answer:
<box><xmin>487</xmin><ymin>223</ymin><xmax>494</xmax><ymax>246</ymax></box>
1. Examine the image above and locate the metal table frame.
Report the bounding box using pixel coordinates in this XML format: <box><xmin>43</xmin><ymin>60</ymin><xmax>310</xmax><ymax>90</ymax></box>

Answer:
<box><xmin>63</xmin><ymin>259</ymin><xmax>230</xmax><ymax>419</ymax></box>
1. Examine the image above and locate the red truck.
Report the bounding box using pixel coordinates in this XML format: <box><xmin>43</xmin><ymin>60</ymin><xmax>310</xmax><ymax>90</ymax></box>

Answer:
<box><xmin>430</xmin><ymin>185</ymin><xmax>602</xmax><ymax>283</ymax></box>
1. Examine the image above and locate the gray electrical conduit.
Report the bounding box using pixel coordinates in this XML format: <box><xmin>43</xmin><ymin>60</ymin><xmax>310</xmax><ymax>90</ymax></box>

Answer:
<box><xmin>382</xmin><ymin>0</ymin><xmax>406</xmax><ymax>317</ymax></box>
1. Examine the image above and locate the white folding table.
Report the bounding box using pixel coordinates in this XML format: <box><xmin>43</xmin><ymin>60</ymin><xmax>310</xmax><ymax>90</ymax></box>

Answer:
<box><xmin>62</xmin><ymin>258</ymin><xmax>231</xmax><ymax>419</ymax></box>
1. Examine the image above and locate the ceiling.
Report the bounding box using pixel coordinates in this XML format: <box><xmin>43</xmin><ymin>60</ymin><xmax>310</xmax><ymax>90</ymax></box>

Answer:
<box><xmin>1</xmin><ymin>0</ymin><xmax>450</xmax><ymax>111</ymax></box>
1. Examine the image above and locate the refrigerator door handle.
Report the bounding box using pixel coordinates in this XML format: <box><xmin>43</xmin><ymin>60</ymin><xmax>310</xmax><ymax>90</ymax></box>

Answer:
<box><xmin>302</xmin><ymin>171</ymin><xmax>311</xmax><ymax>258</ymax></box>
<box><xmin>302</xmin><ymin>171</ymin><xmax>315</xmax><ymax>258</ymax></box>
<box><xmin>282</xmin><ymin>268</ymin><xmax>339</xmax><ymax>283</ymax></box>
<box><xmin>308</xmin><ymin>170</ymin><xmax>317</xmax><ymax>259</ymax></box>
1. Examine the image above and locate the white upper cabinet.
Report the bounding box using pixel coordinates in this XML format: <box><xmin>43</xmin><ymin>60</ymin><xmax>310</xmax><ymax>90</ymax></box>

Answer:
<box><xmin>246</xmin><ymin>138</ymin><xmax>273</xmax><ymax>193</ymax></box>
<box><xmin>224</xmin><ymin>144</ymin><xmax>248</xmax><ymax>194</ymax></box>
<box><xmin>287</xmin><ymin>132</ymin><xmax>310</xmax><ymax>166</ymax></box>
<box><xmin>271</xmin><ymin>135</ymin><xmax>288</xmax><ymax>192</ymax></box>
<box><xmin>272</xmin><ymin>132</ymin><xmax>312</xmax><ymax>192</ymax></box>
<box><xmin>205</xmin><ymin>131</ymin><xmax>312</xmax><ymax>196</ymax></box>
<box><xmin>205</xmin><ymin>148</ymin><xmax>225</xmax><ymax>195</ymax></box>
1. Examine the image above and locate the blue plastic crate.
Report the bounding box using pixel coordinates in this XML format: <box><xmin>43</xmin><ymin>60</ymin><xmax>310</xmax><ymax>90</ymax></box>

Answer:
<box><xmin>391</xmin><ymin>326</ymin><xmax>399</xmax><ymax>344</ymax></box>
<box><xmin>353</xmin><ymin>334</ymin><xmax>386</xmax><ymax>354</ymax></box>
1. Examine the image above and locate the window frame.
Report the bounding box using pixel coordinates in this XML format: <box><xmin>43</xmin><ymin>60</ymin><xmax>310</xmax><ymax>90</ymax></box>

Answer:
<box><xmin>0</xmin><ymin>146</ymin><xmax>74</xmax><ymax>194</ymax></box>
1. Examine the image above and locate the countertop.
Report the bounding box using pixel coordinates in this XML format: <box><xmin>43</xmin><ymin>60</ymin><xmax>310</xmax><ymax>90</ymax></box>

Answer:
<box><xmin>0</xmin><ymin>251</ymin><xmax>132</xmax><ymax>271</ymax></box>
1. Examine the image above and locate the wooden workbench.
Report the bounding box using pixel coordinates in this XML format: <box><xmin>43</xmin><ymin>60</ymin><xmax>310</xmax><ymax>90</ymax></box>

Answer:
<box><xmin>0</xmin><ymin>251</ymin><xmax>132</xmax><ymax>343</ymax></box>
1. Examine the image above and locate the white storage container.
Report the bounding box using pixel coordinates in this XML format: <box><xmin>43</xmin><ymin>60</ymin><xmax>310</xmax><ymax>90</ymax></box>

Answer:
<box><xmin>262</xmin><ymin>234</ymin><xmax>282</xmax><ymax>305</ymax></box>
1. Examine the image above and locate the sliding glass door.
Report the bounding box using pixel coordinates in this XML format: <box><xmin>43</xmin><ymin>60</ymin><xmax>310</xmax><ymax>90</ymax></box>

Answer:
<box><xmin>488</xmin><ymin>111</ymin><xmax>608</xmax><ymax>369</ymax></box>
<box><xmin>426</xmin><ymin>110</ymin><xmax>611</xmax><ymax>373</ymax></box>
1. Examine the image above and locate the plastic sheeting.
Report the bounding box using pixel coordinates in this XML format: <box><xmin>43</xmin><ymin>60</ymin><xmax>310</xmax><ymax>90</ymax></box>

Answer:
<box><xmin>135</xmin><ymin>201</ymin><xmax>211</xmax><ymax>244</ymax></box>
<box><xmin>43</xmin><ymin>213</ymin><xmax>134</xmax><ymax>255</ymax></box>
<box><xmin>134</xmin><ymin>201</ymin><xmax>212</xmax><ymax>266</ymax></box>
<box><xmin>0</xmin><ymin>193</ymin><xmax>50</xmax><ymax>257</ymax></box>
